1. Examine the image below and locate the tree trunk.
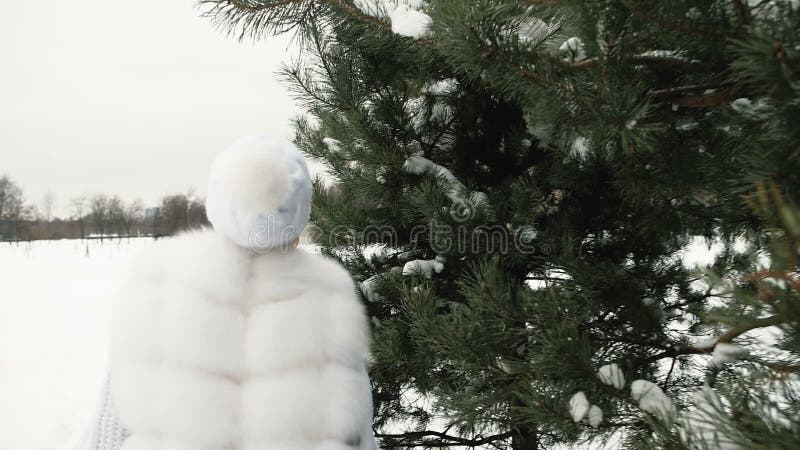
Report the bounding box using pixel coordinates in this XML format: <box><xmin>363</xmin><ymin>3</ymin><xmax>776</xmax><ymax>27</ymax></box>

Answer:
<box><xmin>510</xmin><ymin>398</ymin><xmax>538</xmax><ymax>450</ymax></box>
<box><xmin>511</xmin><ymin>425</ymin><xmax>538</xmax><ymax>450</ymax></box>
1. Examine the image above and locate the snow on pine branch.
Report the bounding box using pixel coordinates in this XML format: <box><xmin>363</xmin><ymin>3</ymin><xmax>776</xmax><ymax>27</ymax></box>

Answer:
<box><xmin>638</xmin><ymin>49</ymin><xmax>693</xmax><ymax>62</ymax></box>
<box><xmin>423</xmin><ymin>78</ymin><xmax>458</xmax><ymax>96</ymax></box>
<box><xmin>710</xmin><ymin>343</ymin><xmax>748</xmax><ymax>368</ymax></box>
<box><xmin>360</xmin><ymin>274</ymin><xmax>384</xmax><ymax>302</ymax></box>
<box><xmin>403</xmin><ymin>155</ymin><xmax>463</xmax><ymax>201</ymax></box>
<box><xmin>597</xmin><ymin>363</ymin><xmax>625</xmax><ymax>390</ymax></box>
<box><xmin>683</xmin><ymin>385</ymin><xmax>742</xmax><ymax>449</ymax></box>
<box><xmin>559</xmin><ymin>37</ymin><xmax>586</xmax><ymax>62</ymax></box>
<box><xmin>569</xmin><ymin>391</ymin><xmax>590</xmax><ymax>422</ymax></box>
<box><xmin>353</xmin><ymin>0</ymin><xmax>432</xmax><ymax>39</ymax></box>
<box><xmin>389</xmin><ymin>6</ymin><xmax>432</xmax><ymax>38</ymax></box>
<box><xmin>517</xmin><ymin>17</ymin><xmax>553</xmax><ymax>47</ymax></box>
<box><xmin>631</xmin><ymin>379</ymin><xmax>675</xmax><ymax>423</ymax></box>
<box><xmin>568</xmin><ymin>391</ymin><xmax>603</xmax><ymax>427</ymax></box>
<box><xmin>403</xmin><ymin>155</ymin><xmax>492</xmax><ymax>219</ymax></box>
<box><xmin>353</xmin><ymin>0</ymin><xmax>426</xmax><ymax>18</ymax></box>
<box><xmin>322</xmin><ymin>137</ymin><xmax>342</xmax><ymax>152</ymax></box>
<box><xmin>587</xmin><ymin>405</ymin><xmax>603</xmax><ymax>428</ymax></box>
<box><xmin>402</xmin><ymin>259</ymin><xmax>444</xmax><ymax>278</ymax></box>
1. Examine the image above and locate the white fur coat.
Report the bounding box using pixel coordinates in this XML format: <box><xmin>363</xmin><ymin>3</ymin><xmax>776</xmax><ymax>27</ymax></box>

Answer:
<box><xmin>109</xmin><ymin>230</ymin><xmax>377</xmax><ymax>450</ymax></box>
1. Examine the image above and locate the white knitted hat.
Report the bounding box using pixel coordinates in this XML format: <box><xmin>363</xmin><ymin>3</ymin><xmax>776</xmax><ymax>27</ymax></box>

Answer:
<box><xmin>205</xmin><ymin>135</ymin><xmax>312</xmax><ymax>251</ymax></box>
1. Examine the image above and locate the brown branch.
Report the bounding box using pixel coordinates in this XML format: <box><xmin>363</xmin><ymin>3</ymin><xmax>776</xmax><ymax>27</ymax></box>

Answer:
<box><xmin>715</xmin><ymin>314</ymin><xmax>787</xmax><ymax>343</ymax></box>
<box><xmin>631</xmin><ymin>55</ymin><xmax>716</xmax><ymax>72</ymax></box>
<box><xmin>773</xmin><ymin>41</ymin><xmax>800</xmax><ymax>78</ymax></box>
<box><xmin>764</xmin><ymin>362</ymin><xmax>800</xmax><ymax>374</ymax></box>
<box><xmin>731</xmin><ymin>0</ymin><xmax>752</xmax><ymax>25</ymax></box>
<box><xmin>670</xmin><ymin>88</ymin><xmax>740</xmax><ymax>108</ymax></box>
<box><xmin>747</xmin><ymin>269</ymin><xmax>800</xmax><ymax>292</ymax></box>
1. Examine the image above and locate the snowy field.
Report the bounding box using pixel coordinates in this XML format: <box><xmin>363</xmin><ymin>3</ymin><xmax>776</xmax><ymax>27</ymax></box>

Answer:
<box><xmin>0</xmin><ymin>238</ymin><xmax>157</xmax><ymax>450</ymax></box>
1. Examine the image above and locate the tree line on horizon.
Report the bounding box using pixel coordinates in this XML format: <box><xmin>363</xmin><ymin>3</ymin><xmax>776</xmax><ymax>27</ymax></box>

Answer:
<box><xmin>0</xmin><ymin>175</ymin><xmax>208</xmax><ymax>242</ymax></box>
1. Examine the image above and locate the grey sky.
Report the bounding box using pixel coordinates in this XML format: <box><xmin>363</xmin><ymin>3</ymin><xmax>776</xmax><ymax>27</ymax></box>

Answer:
<box><xmin>0</xmin><ymin>0</ymin><xmax>301</xmax><ymax>217</ymax></box>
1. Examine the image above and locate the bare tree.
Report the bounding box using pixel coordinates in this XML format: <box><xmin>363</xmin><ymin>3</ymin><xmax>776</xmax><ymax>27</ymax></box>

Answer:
<box><xmin>19</xmin><ymin>204</ymin><xmax>41</xmax><ymax>241</ymax></box>
<box><xmin>122</xmin><ymin>199</ymin><xmax>144</xmax><ymax>237</ymax></box>
<box><xmin>159</xmin><ymin>194</ymin><xmax>189</xmax><ymax>235</ymax></box>
<box><xmin>0</xmin><ymin>176</ymin><xmax>25</xmax><ymax>241</ymax></box>
<box><xmin>107</xmin><ymin>195</ymin><xmax>125</xmax><ymax>237</ymax></box>
<box><xmin>0</xmin><ymin>176</ymin><xmax>23</xmax><ymax>219</ymax></box>
<box><xmin>70</xmin><ymin>196</ymin><xmax>87</xmax><ymax>239</ymax></box>
<box><xmin>89</xmin><ymin>194</ymin><xmax>109</xmax><ymax>240</ymax></box>
<box><xmin>41</xmin><ymin>191</ymin><xmax>55</xmax><ymax>235</ymax></box>
<box><xmin>186</xmin><ymin>189</ymin><xmax>208</xmax><ymax>230</ymax></box>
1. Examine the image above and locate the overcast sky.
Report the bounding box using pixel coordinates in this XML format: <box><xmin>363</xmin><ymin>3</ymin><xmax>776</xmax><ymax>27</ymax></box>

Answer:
<box><xmin>0</xmin><ymin>0</ymin><xmax>301</xmax><ymax>217</ymax></box>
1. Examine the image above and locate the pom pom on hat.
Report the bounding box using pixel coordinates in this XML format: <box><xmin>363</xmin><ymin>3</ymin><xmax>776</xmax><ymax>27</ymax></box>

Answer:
<box><xmin>205</xmin><ymin>135</ymin><xmax>312</xmax><ymax>251</ymax></box>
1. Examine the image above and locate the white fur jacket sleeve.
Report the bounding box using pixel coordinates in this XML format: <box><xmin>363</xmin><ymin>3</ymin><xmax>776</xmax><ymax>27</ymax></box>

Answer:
<box><xmin>101</xmin><ymin>230</ymin><xmax>378</xmax><ymax>450</ymax></box>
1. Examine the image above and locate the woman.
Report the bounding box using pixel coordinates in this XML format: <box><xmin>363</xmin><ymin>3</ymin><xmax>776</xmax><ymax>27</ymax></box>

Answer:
<box><xmin>77</xmin><ymin>136</ymin><xmax>378</xmax><ymax>450</ymax></box>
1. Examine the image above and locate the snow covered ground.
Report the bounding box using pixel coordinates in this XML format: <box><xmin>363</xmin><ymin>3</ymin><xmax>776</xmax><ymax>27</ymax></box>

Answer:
<box><xmin>0</xmin><ymin>238</ymin><xmax>156</xmax><ymax>450</ymax></box>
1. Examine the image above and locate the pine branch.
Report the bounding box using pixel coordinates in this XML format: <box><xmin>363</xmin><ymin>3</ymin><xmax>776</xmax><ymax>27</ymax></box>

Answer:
<box><xmin>327</xmin><ymin>0</ymin><xmax>390</xmax><ymax>29</ymax></box>
<box><xmin>520</xmin><ymin>0</ymin><xmax>562</xmax><ymax>5</ymax></box>
<box><xmin>670</xmin><ymin>88</ymin><xmax>740</xmax><ymax>108</ymax></box>
<box><xmin>201</xmin><ymin>0</ymin><xmax>392</xmax><ymax>39</ymax></box>
<box><xmin>375</xmin><ymin>430</ymin><xmax>513</xmax><ymax>447</ymax></box>
<box><xmin>558</xmin><ymin>55</ymin><xmax>717</xmax><ymax>73</ymax></box>
<box><xmin>648</xmin><ymin>82</ymin><xmax>733</xmax><ymax>99</ymax></box>
<box><xmin>647</xmin><ymin>314</ymin><xmax>789</xmax><ymax>362</ymax></box>
<box><xmin>621</xmin><ymin>0</ymin><xmax>722</xmax><ymax>38</ymax></box>
<box><xmin>517</xmin><ymin>66</ymin><xmax>595</xmax><ymax>107</ymax></box>
<box><xmin>631</xmin><ymin>55</ymin><xmax>716</xmax><ymax>73</ymax></box>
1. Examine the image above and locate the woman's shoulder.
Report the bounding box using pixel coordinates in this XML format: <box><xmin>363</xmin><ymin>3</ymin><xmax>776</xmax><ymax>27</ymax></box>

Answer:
<box><xmin>119</xmin><ymin>228</ymin><xmax>251</xmax><ymax>297</ymax></box>
<box><xmin>247</xmin><ymin>248</ymin><xmax>359</xmax><ymax>303</ymax></box>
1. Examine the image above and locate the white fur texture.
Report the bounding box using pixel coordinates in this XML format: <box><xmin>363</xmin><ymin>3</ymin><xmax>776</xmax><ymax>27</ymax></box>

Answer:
<box><xmin>205</xmin><ymin>136</ymin><xmax>312</xmax><ymax>251</ymax></box>
<box><xmin>110</xmin><ymin>230</ymin><xmax>377</xmax><ymax>450</ymax></box>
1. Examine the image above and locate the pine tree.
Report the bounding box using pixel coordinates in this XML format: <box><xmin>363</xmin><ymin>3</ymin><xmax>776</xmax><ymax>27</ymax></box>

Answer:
<box><xmin>201</xmin><ymin>1</ymin><xmax>800</xmax><ymax>448</ymax></box>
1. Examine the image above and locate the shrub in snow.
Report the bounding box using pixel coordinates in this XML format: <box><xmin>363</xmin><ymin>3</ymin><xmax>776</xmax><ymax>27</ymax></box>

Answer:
<box><xmin>597</xmin><ymin>363</ymin><xmax>625</xmax><ymax>390</ymax></box>
<box><xmin>569</xmin><ymin>391</ymin><xmax>590</xmax><ymax>422</ymax></box>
